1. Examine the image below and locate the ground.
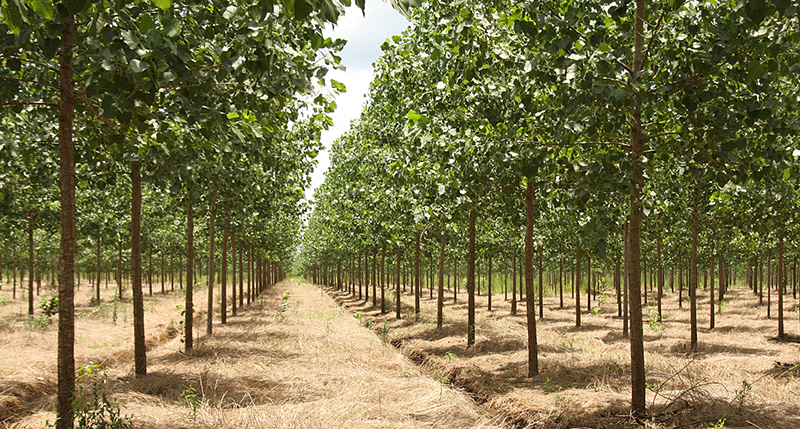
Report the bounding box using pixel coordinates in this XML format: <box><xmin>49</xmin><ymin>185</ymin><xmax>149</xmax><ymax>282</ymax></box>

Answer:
<box><xmin>330</xmin><ymin>277</ymin><xmax>800</xmax><ymax>428</ymax></box>
<box><xmin>0</xmin><ymin>278</ymin><xmax>496</xmax><ymax>428</ymax></box>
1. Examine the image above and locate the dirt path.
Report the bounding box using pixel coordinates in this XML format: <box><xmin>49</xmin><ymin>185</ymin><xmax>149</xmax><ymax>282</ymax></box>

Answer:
<box><xmin>77</xmin><ymin>279</ymin><xmax>498</xmax><ymax>428</ymax></box>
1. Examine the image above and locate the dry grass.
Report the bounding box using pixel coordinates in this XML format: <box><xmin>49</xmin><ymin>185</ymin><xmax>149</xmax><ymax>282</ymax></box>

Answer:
<box><xmin>2</xmin><ymin>278</ymin><xmax>499</xmax><ymax>428</ymax></box>
<box><xmin>0</xmin><ymin>277</ymin><xmax>207</xmax><ymax>427</ymax></box>
<box><xmin>331</xmin><ymin>280</ymin><xmax>800</xmax><ymax>428</ymax></box>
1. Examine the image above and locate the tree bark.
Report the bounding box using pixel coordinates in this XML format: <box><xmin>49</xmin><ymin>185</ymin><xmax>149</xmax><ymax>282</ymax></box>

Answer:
<box><xmin>467</xmin><ymin>210</ymin><xmax>477</xmax><ymax>347</ymax></box>
<box><xmin>538</xmin><ymin>246</ymin><xmax>543</xmax><ymax>319</ymax></box>
<box><xmin>778</xmin><ymin>234</ymin><xmax>784</xmax><ymax>339</ymax></box>
<box><xmin>28</xmin><ymin>216</ymin><xmax>34</xmax><ymax>315</ymax></box>
<box><xmin>185</xmin><ymin>199</ymin><xmax>195</xmax><ymax>352</ymax></box>
<box><xmin>221</xmin><ymin>225</ymin><xmax>228</xmax><ymax>324</ymax></box>
<box><xmin>511</xmin><ymin>249</ymin><xmax>517</xmax><ymax>315</ymax></box>
<box><xmin>437</xmin><ymin>232</ymin><xmax>446</xmax><ymax>328</ymax></box>
<box><xmin>415</xmin><ymin>233</ymin><xmax>421</xmax><ymax>318</ymax></box>
<box><xmin>131</xmin><ymin>162</ymin><xmax>146</xmax><ymax>376</ymax></box>
<box><xmin>690</xmin><ymin>196</ymin><xmax>699</xmax><ymax>350</ymax></box>
<box><xmin>628</xmin><ymin>0</ymin><xmax>647</xmax><ymax>413</ymax></box>
<box><xmin>56</xmin><ymin>14</ymin><xmax>76</xmax><ymax>429</ymax></box>
<box><xmin>206</xmin><ymin>186</ymin><xmax>218</xmax><ymax>335</ymax></box>
<box><xmin>396</xmin><ymin>245</ymin><xmax>401</xmax><ymax>319</ymax></box>
<box><xmin>524</xmin><ymin>182</ymin><xmax>539</xmax><ymax>377</ymax></box>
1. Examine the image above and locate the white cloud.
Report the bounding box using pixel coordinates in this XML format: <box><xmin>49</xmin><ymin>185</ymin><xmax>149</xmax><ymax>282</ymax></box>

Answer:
<box><xmin>304</xmin><ymin>0</ymin><xmax>410</xmax><ymax>203</ymax></box>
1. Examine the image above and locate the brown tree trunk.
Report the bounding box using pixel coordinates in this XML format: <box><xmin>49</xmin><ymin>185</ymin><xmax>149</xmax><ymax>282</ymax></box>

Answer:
<box><xmin>381</xmin><ymin>248</ymin><xmax>386</xmax><ymax>314</ymax></box>
<box><xmin>559</xmin><ymin>258</ymin><xmax>564</xmax><ymax>309</ymax></box>
<box><xmin>690</xmin><ymin>196</ymin><xmax>699</xmax><ymax>350</ymax></box>
<box><xmin>437</xmin><ymin>232</ymin><xmax>446</xmax><ymax>328</ymax></box>
<box><xmin>206</xmin><ymin>187</ymin><xmax>218</xmax><ymax>335</ymax></box>
<box><xmin>524</xmin><ymin>183</ymin><xmax>539</xmax><ymax>376</ymax></box>
<box><xmin>231</xmin><ymin>234</ymin><xmax>236</xmax><ymax>316</ymax></box>
<box><xmin>778</xmin><ymin>235</ymin><xmax>784</xmax><ymax>339</ymax></box>
<box><xmin>415</xmin><ymin>233</ymin><xmax>421</xmax><ymax>318</ymax></box>
<box><xmin>710</xmin><ymin>231</ymin><xmax>715</xmax><ymax>330</ymax></box>
<box><xmin>628</xmin><ymin>0</ymin><xmax>647</xmax><ymax>413</ymax></box>
<box><xmin>28</xmin><ymin>217</ymin><xmax>34</xmax><ymax>315</ymax></box>
<box><xmin>396</xmin><ymin>246</ymin><xmax>401</xmax><ymax>319</ymax></box>
<box><xmin>96</xmin><ymin>236</ymin><xmax>101</xmax><ymax>304</ymax></box>
<box><xmin>467</xmin><ymin>210</ymin><xmax>477</xmax><ymax>347</ymax></box>
<box><xmin>575</xmin><ymin>246</ymin><xmax>581</xmax><ymax>328</ymax></box>
<box><xmin>511</xmin><ymin>249</ymin><xmax>517</xmax><ymax>315</ymax></box>
<box><xmin>56</xmin><ymin>14</ymin><xmax>77</xmax><ymax>428</ymax></box>
<box><xmin>488</xmin><ymin>254</ymin><xmax>493</xmax><ymax>311</ymax></box>
<box><xmin>538</xmin><ymin>246</ymin><xmax>543</xmax><ymax>319</ymax></box>
<box><xmin>239</xmin><ymin>239</ymin><xmax>244</xmax><ymax>309</ymax></box>
<box><xmin>657</xmin><ymin>233</ymin><xmax>663</xmax><ymax>321</ymax></box>
<box><xmin>185</xmin><ymin>199</ymin><xmax>195</xmax><ymax>352</ymax></box>
<box><xmin>131</xmin><ymin>162</ymin><xmax>146</xmax><ymax>376</ymax></box>
<box><xmin>372</xmin><ymin>249</ymin><xmax>377</xmax><ymax>307</ymax></box>
<box><xmin>221</xmin><ymin>225</ymin><xmax>228</xmax><ymax>324</ymax></box>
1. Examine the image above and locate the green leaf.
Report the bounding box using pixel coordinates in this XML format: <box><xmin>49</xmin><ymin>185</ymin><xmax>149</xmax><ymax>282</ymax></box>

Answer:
<box><xmin>1</xmin><ymin>0</ymin><xmax>28</xmax><ymax>34</ymax></box>
<box><xmin>227</xmin><ymin>112</ymin><xmax>240</xmax><ymax>119</ymax></box>
<box><xmin>330</xmin><ymin>79</ymin><xmax>346</xmax><ymax>92</ymax></box>
<box><xmin>26</xmin><ymin>0</ymin><xmax>53</xmax><ymax>19</ymax></box>
<box><xmin>598</xmin><ymin>43</ymin><xmax>611</xmax><ymax>53</ymax></box>
<box><xmin>150</xmin><ymin>0</ymin><xmax>171</xmax><ymax>11</ymax></box>
<box><xmin>746</xmin><ymin>61</ymin><xmax>767</xmax><ymax>82</ymax></box>
<box><xmin>6</xmin><ymin>58</ymin><xmax>22</xmax><ymax>71</ymax></box>
<box><xmin>130</xmin><ymin>59</ymin><xmax>149</xmax><ymax>73</ymax></box>
<box><xmin>744</xmin><ymin>0</ymin><xmax>769</xmax><ymax>26</ymax></box>
<box><xmin>64</xmin><ymin>0</ymin><xmax>87</xmax><ymax>14</ymax></box>
<box><xmin>164</xmin><ymin>18</ymin><xmax>181</xmax><ymax>37</ymax></box>
<box><xmin>139</xmin><ymin>14</ymin><xmax>155</xmax><ymax>34</ymax></box>
<box><xmin>407</xmin><ymin>109</ymin><xmax>422</xmax><ymax>123</ymax></box>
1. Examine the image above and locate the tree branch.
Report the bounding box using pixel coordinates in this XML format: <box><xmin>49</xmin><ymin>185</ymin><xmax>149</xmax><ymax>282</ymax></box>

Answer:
<box><xmin>0</xmin><ymin>77</ymin><xmax>59</xmax><ymax>91</ymax></box>
<box><xmin>0</xmin><ymin>102</ymin><xmax>58</xmax><ymax>108</ymax></box>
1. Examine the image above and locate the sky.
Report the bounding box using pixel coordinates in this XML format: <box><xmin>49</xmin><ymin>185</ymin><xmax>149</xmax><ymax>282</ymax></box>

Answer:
<box><xmin>303</xmin><ymin>0</ymin><xmax>411</xmax><ymax>203</ymax></box>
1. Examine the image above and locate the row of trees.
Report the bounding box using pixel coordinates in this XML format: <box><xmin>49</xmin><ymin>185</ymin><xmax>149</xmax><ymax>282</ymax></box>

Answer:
<box><xmin>0</xmin><ymin>0</ymin><xmax>420</xmax><ymax>426</ymax></box>
<box><xmin>298</xmin><ymin>0</ymin><xmax>799</xmax><ymax>419</ymax></box>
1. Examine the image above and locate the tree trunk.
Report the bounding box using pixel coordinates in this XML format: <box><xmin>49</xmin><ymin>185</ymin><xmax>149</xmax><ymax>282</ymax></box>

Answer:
<box><xmin>657</xmin><ymin>233</ymin><xmax>663</xmax><ymax>321</ymax></box>
<box><xmin>148</xmin><ymin>248</ymin><xmax>152</xmax><ymax>296</ymax></box>
<box><xmin>623</xmin><ymin>222</ymin><xmax>629</xmax><ymax>338</ymax></box>
<box><xmin>628</xmin><ymin>0</ymin><xmax>647</xmax><ymax>412</ymax></box>
<box><xmin>524</xmin><ymin>182</ymin><xmax>539</xmax><ymax>377</ymax></box>
<box><xmin>56</xmin><ymin>14</ymin><xmax>77</xmax><ymax>429</ymax></box>
<box><xmin>231</xmin><ymin>235</ymin><xmax>236</xmax><ymax>316</ymax></box>
<box><xmin>131</xmin><ymin>161</ymin><xmax>146</xmax><ymax>376</ymax></box>
<box><xmin>372</xmin><ymin>249</ymin><xmax>377</xmax><ymax>307</ymax></box>
<box><xmin>560</xmin><ymin>258</ymin><xmax>564</xmax><ymax>309</ymax></box>
<box><xmin>467</xmin><ymin>210</ymin><xmax>477</xmax><ymax>347</ymax></box>
<box><xmin>415</xmin><ymin>233</ymin><xmax>421</xmax><ymax>318</ymax></box>
<box><xmin>221</xmin><ymin>225</ymin><xmax>228</xmax><ymax>324</ymax></box>
<box><xmin>511</xmin><ymin>249</ymin><xmax>517</xmax><ymax>315</ymax></box>
<box><xmin>96</xmin><ymin>236</ymin><xmax>101</xmax><ymax>304</ymax></box>
<box><xmin>437</xmin><ymin>232</ymin><xmax>446</xmax><ymax>328</ymax></box>
<box><xmin>396</xmin><ymin>245</ymin><xmax>401</xmax><ymax>319</ymax></box>
<box><xmin>690</xmin><ymin>195</ymin><xmax>699</xmax><ymax>350</ymax></box>
<box><xmin>239</xmin><ymin>239</ymin><xmax>244</xmax><ymax>309</ymax></box>
<box><xmin>710</xmin><ymin>231</ymin><xmax>715</xmax><ymax>330</ymax></box>
<box><xmin>576</xmin><ymin>246</ymin><xmax>581</xmax><ymax>328</ymax></box>
<box><xmin>185</xmin><ymin>199</ymin><xmax>194</xmax><ymax>352</ymax></box>
<box><xmin>206</xmin><ymin>187</ymin><xmax>218</xmax><ymax>336</ymax></box>
<box><xmin>381</xmin><ymin>248</ymin><xmax>386</xmax><ymax>314</ymax></box>
<box><xmin>28</xmin><ymin>218</ymin><xmax>34</xmax><ymax>315</ymax></box>
<box><xmin>778</xmin><ymin>236</ymin><xmax>784</xmax><ymax>339</ymax></box>
<box><xmin>538</xmin><ymin>246</ymin><xmax>543</xmax><ymax>319</ymax></box>
<box><xmin>488</xmin><ymin>254</ymin><xmax>493</xmax><ymax>311</ymax></box>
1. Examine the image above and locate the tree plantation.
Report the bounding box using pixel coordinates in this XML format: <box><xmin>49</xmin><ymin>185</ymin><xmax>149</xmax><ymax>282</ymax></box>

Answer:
<box><xmin>1</xmin><ymin>0</ymin><xmax>799</xmax><ymax>428</ymax></box>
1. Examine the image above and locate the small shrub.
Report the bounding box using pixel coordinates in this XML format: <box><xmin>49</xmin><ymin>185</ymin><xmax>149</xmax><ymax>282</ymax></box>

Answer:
<box><xmin>47</xmin><ymin>362</ymin><xmax>133</xmax><ymax>428</ymax></box>
<box><xmin>180</xmin><ymin>386</ymin><xmax>200</xmax><ymax>422</ymax></box>
<box><xmin>443</xmin><ymin>350</ymin><xmax>456</xmax><ymax>360</ymax></box>
<box><xmin>647</xmin><ymin>307</ymin><xmax>662</xmax><ymax>331</ymax></box>
<box><xmin>40</xmin><ymin>296</ymin><xmax>59</xmax><ymax>317</ymax></box>
<box><xmin>24</xmin><ymin>314</ymin><xmax>52</xmax><ymax>331</ymax></box>
<box><xmin>278</xmin><ymin>292</ymin><xmax>290</xmax><ymax>313</ymax></box>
